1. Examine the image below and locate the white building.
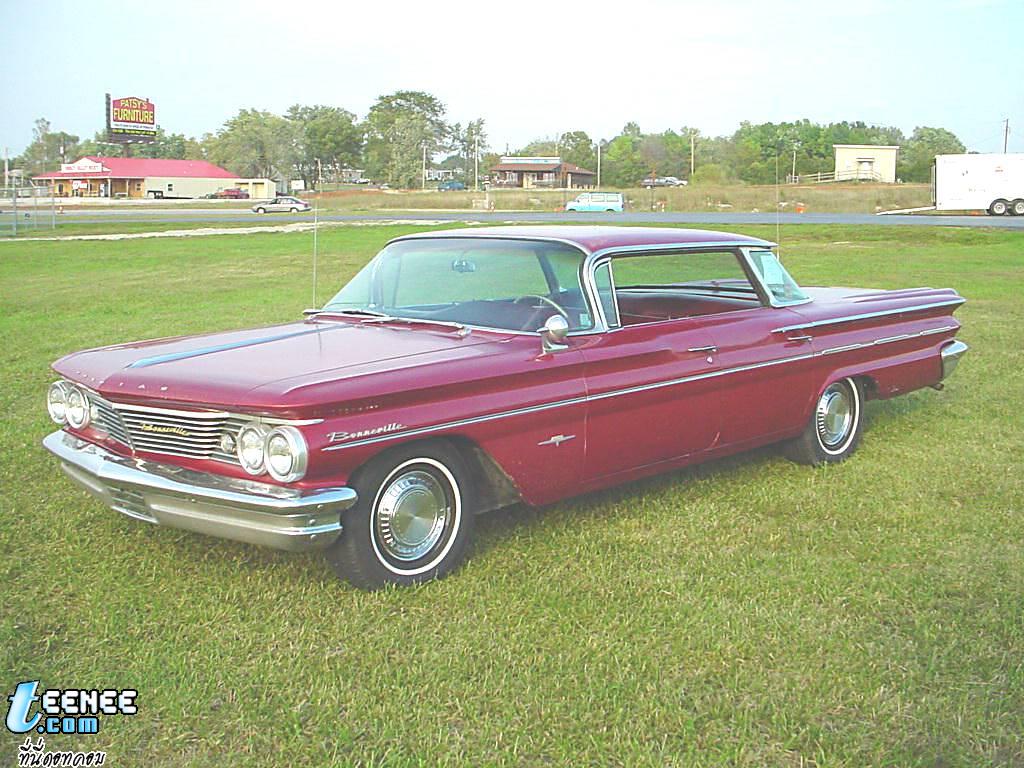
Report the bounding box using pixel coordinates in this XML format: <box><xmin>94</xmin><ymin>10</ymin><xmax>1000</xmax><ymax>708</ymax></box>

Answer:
<box><xmin>833</xmin><ymin>144</ymin><xmax>900</xmax><ymax>183</ymax></box>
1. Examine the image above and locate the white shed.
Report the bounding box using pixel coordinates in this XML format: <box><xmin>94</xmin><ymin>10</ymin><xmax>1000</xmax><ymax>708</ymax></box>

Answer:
<box><xmin>833</xmin><ymin>144</ymin><xmax>899</xmax><ymax>183</ymax></box>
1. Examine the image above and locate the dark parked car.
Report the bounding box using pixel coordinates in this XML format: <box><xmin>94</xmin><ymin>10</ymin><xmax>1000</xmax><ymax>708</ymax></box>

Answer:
<box><xmin>216</xmin><ymin>188</ymin><xmax>250</xmax><ymax>199</ymax></box>
<box><xmin>438</xmin><ymin>180</ymin><xmax>466</xmax><ymax>191</ymax></box>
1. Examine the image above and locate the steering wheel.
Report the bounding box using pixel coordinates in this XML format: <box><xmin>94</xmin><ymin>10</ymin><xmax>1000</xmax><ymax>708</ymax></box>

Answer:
<box><xmin>513</xmin><ymin>294</ymin><xmax>569</xmax><ymax>319</ymax></box>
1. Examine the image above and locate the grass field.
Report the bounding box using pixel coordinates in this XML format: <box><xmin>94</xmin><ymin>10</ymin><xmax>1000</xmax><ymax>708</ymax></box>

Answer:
<box><xmin>1</xmin><ymin>223</ymin><xmax>1022</xmax><ymax>767</ymax></box>
<box><xmin>305</xmin><ymin>183</ymin><xmax>933</xmax><ymax>215</ymax></box>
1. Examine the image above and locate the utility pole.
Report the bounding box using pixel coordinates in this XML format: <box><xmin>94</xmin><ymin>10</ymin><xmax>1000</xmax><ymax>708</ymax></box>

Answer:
<box><xmin>596</xmin><ymin>141</ymin><xmax>602</xmax><ymax>188</ymax></box>
<box><xmin>473</xmin><ymin>134</ymin><xmax>479</xmax><ymax>192</ymax></box>
<box><xmin>690</xmin><ymin>132</ymin><xmax>695</xmax><ymax>177</ymax></box>
<box><xmin>3</xmin><ymin>147</ymin><xmax>8</xmax><ymax>188</ymax></box>
<box><xmin>422</xmin><ymin>143</ymin><xmax>427</xmax><ymax>189</ymax></box>
<box><xmin>792</xmin><ymin>147</ymin><xmax>797</xmax><ymax>182</ymax></box>
<box><xmin>1003</xmin><ymin>118</ymin><xmax>1010</xmax><ymax>153</ymax></box>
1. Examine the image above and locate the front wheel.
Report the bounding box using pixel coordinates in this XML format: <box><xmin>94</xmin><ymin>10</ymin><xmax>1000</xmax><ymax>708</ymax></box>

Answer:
<box><xmin>786</xmin><ymin>377</ymin><xmax>864</xmax><ymax>465</ymax></box>
<box><xmin>325</xmin><ymin>441</ymin><xmax>475</xmax><ymax>589</ymax></box>
<box><xmin>255</xmin><ymin>207</ymin><xmax>266</xmax><ymax>214</ymax></box>
<box><xmin>1011</xmin><ymin>199</ymin><xmax>1024</xmax><ymax>216</ymax></box>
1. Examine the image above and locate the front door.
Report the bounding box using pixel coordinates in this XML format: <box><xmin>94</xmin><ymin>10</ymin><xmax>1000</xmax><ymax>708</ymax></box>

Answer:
<box><xmin>580</xmin><ymin>318</ymin><xmax>721</xmax><ymax>480</ymax></box>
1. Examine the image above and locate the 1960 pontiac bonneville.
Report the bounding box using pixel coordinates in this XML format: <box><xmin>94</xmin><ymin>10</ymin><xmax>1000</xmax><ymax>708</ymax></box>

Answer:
<box><xmin>44</xmin><ymin>226</ymin><xmax>968</xmax><ymax>588</ymax></box>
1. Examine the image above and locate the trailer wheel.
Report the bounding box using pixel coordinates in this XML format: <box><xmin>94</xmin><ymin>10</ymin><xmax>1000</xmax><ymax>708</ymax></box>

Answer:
<box><xmin>1011</xmin><ymin>199</ymin><xmax>1024</xmax><ymax>216</ymax></box>
<box><xmin>988</xmin><ymin>199</ymin><xmax>1009</xmax><ymax>216</ymax></box>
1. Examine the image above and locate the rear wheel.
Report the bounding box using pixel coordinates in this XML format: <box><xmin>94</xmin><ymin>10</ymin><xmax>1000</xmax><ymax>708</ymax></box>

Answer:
<box><xmin>786</xmin><ymin>378</ymin><xmax>864</xmax><ymax>465</ymax></box>
<box><xmin>988</xmin><ymin>199</ymin><xmax>1009</xmax><ymax>216</ymax></box>
<box><xmin>291</xmin><ymin>207</ymin><xmax>300</xmax><ymax>213</ymax></box>
<box><xmin>255</xmin><ymin>207</ymin><xmax>266</xmax><ymax>214</ymax></box>
<box><xmin>325</xmin><ymin>441</ymin><xmax>475</xmax><ymax>589</ymax></box>
<box><xmin>1011</xmin><ymin>199</ymin><xmax>1024</xmax><ymax>216</ymax></box>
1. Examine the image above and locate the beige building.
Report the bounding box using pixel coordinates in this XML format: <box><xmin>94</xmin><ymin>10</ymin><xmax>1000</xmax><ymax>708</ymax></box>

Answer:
<box><xmin>833</xmin><ymin>144</ymin><xmax>899</xmax><ymax>183</ymax></box>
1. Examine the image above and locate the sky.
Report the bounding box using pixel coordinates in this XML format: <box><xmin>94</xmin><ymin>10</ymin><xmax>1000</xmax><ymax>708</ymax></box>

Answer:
<box><xmin>1</xmin><ymin>0</ymin><xmax>1022</xmax><ymax>158</ymax></box>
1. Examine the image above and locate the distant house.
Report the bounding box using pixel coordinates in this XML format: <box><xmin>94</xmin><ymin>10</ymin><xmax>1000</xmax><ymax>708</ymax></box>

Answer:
<box><xmin>833</xmin><ymin>144</ymin><xmax>899</xmax><ymax>183</ymax></box>
<box><xmin>489</xmin><ymin>156</ymin><xmax>595</xmax><ymax>189</ymax></box>
<box><xmin>33</xmin><ymin>156</ymin><xmax>276</xmax><ymax>199</ymax></box>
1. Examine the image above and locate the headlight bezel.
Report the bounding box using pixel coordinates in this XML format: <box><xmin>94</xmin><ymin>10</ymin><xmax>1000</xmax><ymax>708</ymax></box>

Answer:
<box><xmin>64</xmin><ymin>384</ymin><xmax>91</xmax><ymax>429</ymax></box>
<box><xmin>236</xmin><ymin>422</ymin><xmax>272</xmax><ymax>475</ymax></box>
<box><xmin>264</xmin><ymin>426</ymin><xmax>308</xmax><ymax>483</ymax></box>
<box><xmin>47</xmin><ymin>381</ymin><xmax>70</xmax><ymax>424</ymax></box>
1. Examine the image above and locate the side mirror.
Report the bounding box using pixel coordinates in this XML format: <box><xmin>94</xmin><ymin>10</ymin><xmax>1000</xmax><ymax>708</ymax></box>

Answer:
<box><xmin>539</xmin><ymin>314</ymin><xmax>570</xmax><ymax>353</ymax></box>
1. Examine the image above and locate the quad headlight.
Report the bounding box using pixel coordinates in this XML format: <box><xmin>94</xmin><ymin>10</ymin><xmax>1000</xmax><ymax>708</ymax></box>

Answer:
<box><xmin>236</xmin><ymin>423</ymin><xmax>271</xmax><ymax>475</ymax></box>
<box><xmin>235</xmin><ymin>422</ymin><xmax>308</xmax><ymax>482</ymax></box>
<box><xmin>264</xmin><ymin>426</ymin><xmax>308</xmax><ymax>482</ymax></box>
<box><xmin>65</xmin><ymin>385</ymin><xmax>91</xmax><ymax>429</ymax></box>
<box><xmin>48</xmin><ymin>381</ymin><xmax>92</xmax><ymax>429</ymax></box>
<box><xmin>47</xmin><ymin>381</ymin><xmax>70</xmax><ymax>424</ymax></box>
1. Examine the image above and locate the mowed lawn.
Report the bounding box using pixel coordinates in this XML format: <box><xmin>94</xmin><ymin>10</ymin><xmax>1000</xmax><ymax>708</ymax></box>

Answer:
<box><xmin>1</xmin><ymin>223</ymin><xmax>1022</xmax><ymax>767</ymax></box>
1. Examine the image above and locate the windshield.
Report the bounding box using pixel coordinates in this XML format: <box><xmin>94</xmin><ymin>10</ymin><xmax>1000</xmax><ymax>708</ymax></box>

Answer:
<box><xmin>324</xmin><ymin>238</ymin><xmax>594</xmax><ymax>332</ymax></box>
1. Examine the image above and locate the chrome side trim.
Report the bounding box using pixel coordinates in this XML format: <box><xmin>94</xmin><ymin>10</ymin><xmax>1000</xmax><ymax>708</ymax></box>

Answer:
<box><xmin>322</xmin><ymin>323</ymin><xmax>962</xmax><ymax>453</ymax></box>
<box><xmin>771</xmin><ymin>299</ymin><xmax>966</xmax><ymax>333</ymax></box>
<box><xmin>817</xmin><ymin>325</ymin><xmax>958</xmax><ymax>356</ymax></box>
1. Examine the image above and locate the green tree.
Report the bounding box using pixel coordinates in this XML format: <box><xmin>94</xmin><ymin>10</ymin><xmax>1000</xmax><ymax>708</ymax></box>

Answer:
<box><xmin>449</xmin><ymin>119</ymin><xmax>487</xmax><ymax>186</ymax></box>
<box><xmin>16</xmin><ymin>118</ymin><xmax>81</xmax><ymax>174</ymax></box>
<box><xmin>287</xmin><ymin>105</ymin><xmax>363</xmax><ymax>189</ymax></box>
<box><xmin>899</xmin><ymin>126</ymin><xmax>965</xmax><ymax>182</ymax></box>
<box><xmin>557</xmin><ymin>131</ymin><xmax>596</xmax><ymax>170</ymax></box>
<box><xmin>602</xmin><ymin>128</ymin><xmax>646</xmax><ymax>187</ymax></box>
<box><xmin>364</xmin><ymin>91</ymin><xmax>450</xmax><ymax>187</ymax></box>
<box><xmin>207</xmin><ymin>109</ymin><xmax>299</xmax><ymax>179</ymax></box>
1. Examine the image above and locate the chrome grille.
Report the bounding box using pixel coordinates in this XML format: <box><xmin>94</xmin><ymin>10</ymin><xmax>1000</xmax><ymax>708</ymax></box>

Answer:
<box><xmin>109</xmin><ymin>486</ymin><xmax>154</xmax><ymax>522</ymax></box>
<box><xmin>116</xmin><ymin>403</ymin><xmax>230</xmax><ymax>459</ymax></box>
<box><xmin>87</xmin><ymin>394</ymin><xmax>243</xmax><ymax>465</ymax></box>
<box><xmin>91</xmin><ymin>396</ymin><xmax>131</xmax><ymax>446</ymax></box>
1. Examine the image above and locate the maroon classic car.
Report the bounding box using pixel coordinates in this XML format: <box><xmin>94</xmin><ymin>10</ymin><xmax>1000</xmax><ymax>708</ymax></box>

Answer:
<box><xmin>44</xmin><ymin>226</ymin><xmax>968</xmax><ymax>589</ymax></box>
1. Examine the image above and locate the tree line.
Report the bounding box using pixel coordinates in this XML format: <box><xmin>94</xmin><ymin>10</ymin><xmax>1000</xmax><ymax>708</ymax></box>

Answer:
<box><xmin>15</xmin><ymin>90</ymin><xmax>966</xmax><ymax>187</ymax></box>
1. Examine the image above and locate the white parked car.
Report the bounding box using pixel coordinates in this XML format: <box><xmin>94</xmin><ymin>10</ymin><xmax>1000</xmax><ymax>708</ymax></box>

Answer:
<box><xmin>252</xmin><ymin>196</ymin><xmax>311</xmax><ymax>214</ymax></box>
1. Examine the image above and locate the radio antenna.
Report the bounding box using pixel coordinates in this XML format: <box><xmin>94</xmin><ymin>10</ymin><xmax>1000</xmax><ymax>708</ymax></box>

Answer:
<box><xmin>775</xmin><ymin>153</ymin><xmax>782</xmax><ymax>261</ymax></box>
<box><xmin>312</xmin><ymin>201</ymin><xmax>319</xmax><ymax>308</ymax></box>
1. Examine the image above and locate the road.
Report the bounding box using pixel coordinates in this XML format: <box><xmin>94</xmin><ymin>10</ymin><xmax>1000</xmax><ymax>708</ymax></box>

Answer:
<box><xmin>7</xmin><ymin>207</ymin><xmax>1024</xmax><ymax>228</ymax></box>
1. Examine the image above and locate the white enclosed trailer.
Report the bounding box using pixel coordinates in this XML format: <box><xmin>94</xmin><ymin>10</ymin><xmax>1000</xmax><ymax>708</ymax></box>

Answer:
<box><xmin>933</xmin><ymin>153</ymin><xmax>1024</xmax><ymax>215</ymax></box>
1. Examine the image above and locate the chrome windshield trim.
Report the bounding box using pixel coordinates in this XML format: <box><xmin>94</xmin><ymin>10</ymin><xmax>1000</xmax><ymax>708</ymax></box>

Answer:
<box><xmin>771</xmin><ymin>298</ymin><xmax>966</xmax><ymax>334</ymax></box>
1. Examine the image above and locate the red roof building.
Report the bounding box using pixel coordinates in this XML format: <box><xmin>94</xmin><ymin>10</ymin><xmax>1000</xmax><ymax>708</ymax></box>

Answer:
<box><xmin>32</xmin><ymin>156</ymin><xmax>274</xmax><ymax>200</ymax></box>
<box><xmin>489</xmin><ymin>156</ymin><xmax>595</xmax><ymax>189</ymax></box>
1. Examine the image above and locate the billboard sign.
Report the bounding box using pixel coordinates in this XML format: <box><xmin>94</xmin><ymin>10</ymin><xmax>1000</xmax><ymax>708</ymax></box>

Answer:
<box><xmin>107</xmin><ymin>95</ymin><xmax>157</xmax><ymax>140</ymax></box>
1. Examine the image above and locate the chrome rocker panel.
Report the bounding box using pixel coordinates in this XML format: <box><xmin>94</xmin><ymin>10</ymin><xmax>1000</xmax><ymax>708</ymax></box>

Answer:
<box><xmin>43</xmin><ymin>431</ymin><xmax>356</xmax><ymax>552</ymax></box>
<box><xmin>940</xmin><ymin>339</ymin><xmax>969</xmax><ymax>380</ymax></box>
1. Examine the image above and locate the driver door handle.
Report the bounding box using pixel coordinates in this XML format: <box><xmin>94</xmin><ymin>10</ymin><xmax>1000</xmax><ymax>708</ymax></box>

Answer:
<box><xmin>687</xmin><ymin>345</ymin><xmax>718</xmax><ymax>354</ymax></box>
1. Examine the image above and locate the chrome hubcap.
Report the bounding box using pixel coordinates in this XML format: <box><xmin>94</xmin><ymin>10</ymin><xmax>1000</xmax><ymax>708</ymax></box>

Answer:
<box><xmin>374</xmin><ymin>469</ymin><xmax>450</xmax><ymax>561</ymax></box>
<box><xmin>816</xmin><ymin>384</ymin><xmax>853</xmax><ymax>448</ymax></box>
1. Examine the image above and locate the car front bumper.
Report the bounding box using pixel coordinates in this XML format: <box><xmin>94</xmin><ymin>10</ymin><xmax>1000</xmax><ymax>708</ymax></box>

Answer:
<box><xmin>43</xmin><ymin>431</ymin><xmax>356</xmax><ymax>552</ymax></box>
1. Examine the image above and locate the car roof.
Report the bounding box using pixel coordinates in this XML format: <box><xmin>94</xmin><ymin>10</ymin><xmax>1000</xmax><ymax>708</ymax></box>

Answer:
<box><xmin>391</xmin><ymin>226</ymin><xmax>775</xmax><ymax>255</ymax></box>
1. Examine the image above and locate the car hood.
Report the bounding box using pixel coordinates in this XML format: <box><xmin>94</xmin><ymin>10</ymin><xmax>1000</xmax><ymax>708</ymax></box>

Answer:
<box><xmin>53</xmin><ymin>319</ymin><xmax>510</xmax><ymax>414</ymax></box>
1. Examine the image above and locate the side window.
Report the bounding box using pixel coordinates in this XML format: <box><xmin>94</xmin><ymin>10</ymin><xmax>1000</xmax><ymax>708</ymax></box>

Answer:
<box><xmin>593</xmin><ymin>261</ymin><xmax>619</xmax><ymax>327</ymax></box>
<box><xmin>747</xmin><ymin>249</ymin><xmax>809</xmax><ymax>304</ymax></box>
<box><xmin>610</xmin><ymin>250</ymin><xmax>761</xmax><ymax>325</ymax></box>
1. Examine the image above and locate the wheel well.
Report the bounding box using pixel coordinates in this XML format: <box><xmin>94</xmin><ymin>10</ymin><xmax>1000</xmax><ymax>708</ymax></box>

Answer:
<box><xmin>350</xmin><ymin>436</ymin><xmax>521</xmax><ymax>514</ymax></box>
<box><xmin>853</xmin><ymin>374</ymin><xmax>879</xmax><ymax>400</ymax></box>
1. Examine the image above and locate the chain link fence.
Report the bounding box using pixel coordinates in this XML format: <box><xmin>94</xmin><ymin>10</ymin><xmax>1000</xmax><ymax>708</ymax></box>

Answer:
<box><xmin>1</xmin><ymin>184</ymin><xmax>58</xmax><ymax>237</ymax></box>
